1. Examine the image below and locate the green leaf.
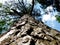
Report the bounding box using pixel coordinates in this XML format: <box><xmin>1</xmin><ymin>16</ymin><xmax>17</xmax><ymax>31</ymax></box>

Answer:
<box><xmin>55</xmin><ymin>15</ymin><xmax>60</xmax><ymax>23</ymax></box>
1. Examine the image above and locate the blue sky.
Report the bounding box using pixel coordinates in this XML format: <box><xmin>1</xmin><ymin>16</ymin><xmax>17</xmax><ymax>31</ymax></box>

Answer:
<box><xmin>34</xmin><ymin>2</ymin><xmax>60</xmax><ymax>31</ymax></box>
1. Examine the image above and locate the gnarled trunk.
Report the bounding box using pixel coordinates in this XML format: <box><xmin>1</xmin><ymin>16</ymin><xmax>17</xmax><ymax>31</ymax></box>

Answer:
<box><xmin>0</xmin><ymin>14</ymin><xmax>60</xmax><ymax>45</ymax></box>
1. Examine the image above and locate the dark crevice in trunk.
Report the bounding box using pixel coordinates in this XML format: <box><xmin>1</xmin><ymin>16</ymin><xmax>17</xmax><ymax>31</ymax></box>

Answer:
<box><xmin>30</xmin><ymin>39</ymin><xmax>35</xmax><ymax>45</ymax></box>
<box><xmin>26</xmin><ymin>27</ymin><xmax>33</xmax><ymax>35</ymax></box>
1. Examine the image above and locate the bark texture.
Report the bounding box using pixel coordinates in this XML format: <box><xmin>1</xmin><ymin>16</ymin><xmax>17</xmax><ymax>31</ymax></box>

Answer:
<box><xmin>0</xmin><ymin>14</ymin><xmax>60</xmax><ymax>45</ymax></box>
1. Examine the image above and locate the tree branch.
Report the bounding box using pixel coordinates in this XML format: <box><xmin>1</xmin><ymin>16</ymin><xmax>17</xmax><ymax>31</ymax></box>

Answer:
<box><xmin>30</xmin><ymin>0</ymin><xmax>34</xmax><ymax>15</ymax></box>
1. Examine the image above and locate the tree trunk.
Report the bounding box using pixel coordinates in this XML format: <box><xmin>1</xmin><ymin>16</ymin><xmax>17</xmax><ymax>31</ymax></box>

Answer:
<box><xmin>0</xmin><ymin>14</ymin><xmax>60</xmax><ymax>45</ymax></box>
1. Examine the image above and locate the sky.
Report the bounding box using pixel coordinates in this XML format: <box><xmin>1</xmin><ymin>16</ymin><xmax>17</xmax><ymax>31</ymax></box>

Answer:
<box><xmin>0</xmin><ymin>0</ymin><xmax>8</xmax><ymax>3</ymax></box>
<box><xmin>0</xmin><ymin>0</ymin><xmax>32</xmax><ymax>4</ymax></box>
<box><xmin>34</xmin><ymin>3</ymin><xmax>60</xmax><ymax>31</ymax></box>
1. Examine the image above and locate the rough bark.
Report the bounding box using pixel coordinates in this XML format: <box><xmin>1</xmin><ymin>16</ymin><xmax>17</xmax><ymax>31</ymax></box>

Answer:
<box><xmin>0</xmin><ymin>14</ymin><xmax>60</xmax><ymax>45</ymax></box>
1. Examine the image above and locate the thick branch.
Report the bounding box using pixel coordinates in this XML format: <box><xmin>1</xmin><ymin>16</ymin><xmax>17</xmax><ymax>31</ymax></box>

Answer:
<box><xmin>30</xmin><ymin>0</ymin><xmax>34</xmax><ymax>15</ymax></box>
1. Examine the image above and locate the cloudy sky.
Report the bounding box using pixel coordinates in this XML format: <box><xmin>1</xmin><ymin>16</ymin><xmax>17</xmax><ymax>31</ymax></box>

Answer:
<box><xmin>0</xmin><ymin>0</ymin><xmax>8</xmax><ymax>3</ymax></box>
<box><xmin>0</xmin><ymin>0</ymin><xmax>32</xmax><ymax>4</ymax></box>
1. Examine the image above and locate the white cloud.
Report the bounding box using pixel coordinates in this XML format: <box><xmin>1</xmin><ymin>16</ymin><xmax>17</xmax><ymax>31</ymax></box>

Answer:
<box><xmin>27</xmin><ymin>0</ymin><xmax>32</xmax><ymax>4</ymax></box>
<box><xmin>42</xmin><ymin>13</ymin><xmax>56</xmax><ymax>22</ymax></box>
<box><xmin>23</xmin><ymin>0</ymin><xmax>32</xmax><ymax>5</ymax></box>
<box><xmin>42</xmin><ymin>6</ymin><xmax>57</xmax><ymax>22</ymax></box>
<box><xmin>0</xmin><ymin>0</ymin><xmax>32</xmax><ymax>4</ymax></box>
<box><xmin>0</xmin><ymin>0</ymin><xmax>8</xmax><ymax>4</ymax></box>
